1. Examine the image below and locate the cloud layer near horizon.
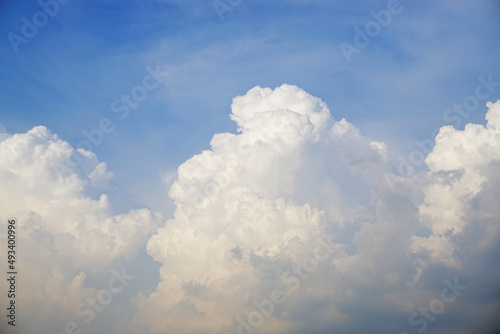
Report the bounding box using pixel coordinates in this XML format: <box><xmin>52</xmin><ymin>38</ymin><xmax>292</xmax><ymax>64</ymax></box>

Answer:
<box><xmin>1</xmin><ymin>85</ymin><xmax>500</xmax><ymax>334</ymax></box>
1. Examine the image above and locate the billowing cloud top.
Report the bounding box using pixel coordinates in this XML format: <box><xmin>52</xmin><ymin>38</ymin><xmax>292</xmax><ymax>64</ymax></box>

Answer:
<box><xmin>138</xmin><ymin>85</ymin><xmax>500</xmax><ymax>334</ymax></box>
<box><xmin>1</xmin><ymin>86</ymin><xmax>499</xmax><ymax>334</ymax></box>
<box><xmin>230</xmin><ymin>85</ymin><xmax>331</xmax><ymax>137</ymax></box>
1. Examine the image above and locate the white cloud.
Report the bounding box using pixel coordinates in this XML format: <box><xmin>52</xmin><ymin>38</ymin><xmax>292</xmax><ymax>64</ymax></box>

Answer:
<box><xmin>88</xmin><ymin>161</ymin><xmax>115</xmax><ymax>188</ymax></box>
<box><xmin>412</xmin><ymin>100</ymin><xmax>500</xmax><ymax>267</ymax></box>
<box><xmin>0</xmin><ymin>126</ymin><xmax>161</xmax><ymax>334</ymax></box>
<box><xmin>125</xmin><ymin>87</ymin><xmax>500</xmax><ymax>334</ymax></box>
<box><xmin>2</xmin><ymin>92</ymin><xmax>500</xmax><ymax>334</ymax></box>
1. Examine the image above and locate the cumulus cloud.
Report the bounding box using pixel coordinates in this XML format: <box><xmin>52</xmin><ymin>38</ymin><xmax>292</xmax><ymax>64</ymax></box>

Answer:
<box><xmin>412</xmin><ymin>100</ymin><xmax>500</xmax><ymax>266</ymax></box>
<box><xmin>2</xmin><ymin>88</ymin><xmax>500</xmax><ymax>334</ymax></box>
<box><xmin>0</xmin><ymin>126</ymin><xmax>161</xmax><ymax>334</ymax></box>
<box><xmin>125</xmin><ymin>85</ymin><xmax>500</xmax><ymax>334</ymax></box>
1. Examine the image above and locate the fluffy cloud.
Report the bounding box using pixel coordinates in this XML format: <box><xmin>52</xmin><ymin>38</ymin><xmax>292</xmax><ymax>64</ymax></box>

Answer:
<box><xmin>412</xmin><ymin>101</ymin><xmax>500</xmax><ymax>266</ymax></box>
<box><xmin>0</xmin><ymin>126</ymin><xmax>161</xmax><ymax>334</ymax></box>
<box><xmin>127</xmin><ymin>85</ymin><xmax>500</xmax><ymax>334</ymax></box>
<box><xmin>2</xmin><ymin>88</ymin><xmax>500</xmax><ymax>334</ymax></box>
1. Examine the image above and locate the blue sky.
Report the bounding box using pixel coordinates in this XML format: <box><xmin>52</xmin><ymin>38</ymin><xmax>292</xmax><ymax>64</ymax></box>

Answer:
<box><xmin>2</xmin><ymin>0</ymin><xmax>499</xmax><ymax>214</ymax></box>
<box><xmin>1</xmin><ymin>2</ymin><xmax>500</xmax><ymax>334</ymax></box>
